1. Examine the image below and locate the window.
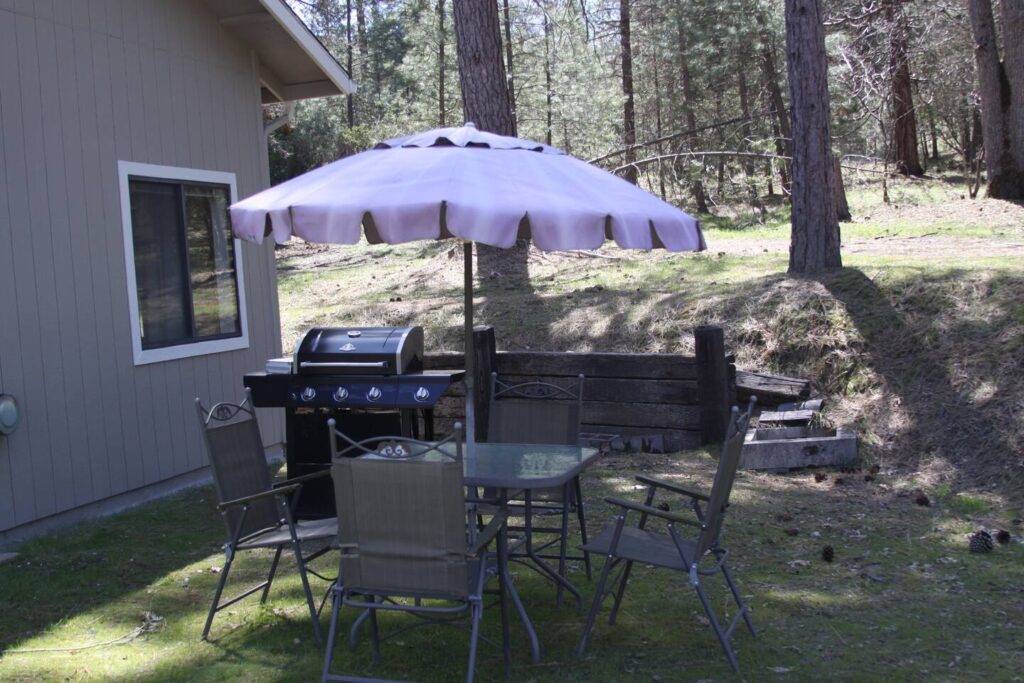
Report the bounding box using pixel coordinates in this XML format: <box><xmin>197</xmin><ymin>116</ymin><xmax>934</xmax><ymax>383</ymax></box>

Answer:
<box><xmin>118</xmin><ymin>162</ymin><xmax>248</xmax><ymax>365</ymax></box>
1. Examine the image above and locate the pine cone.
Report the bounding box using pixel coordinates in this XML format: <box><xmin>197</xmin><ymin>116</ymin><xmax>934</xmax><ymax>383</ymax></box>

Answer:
<box><xmin>822</xmin><ymin>545</ymin><xmax>834</xmax><ymax>562</ymax></box>
<box><xmin>814</xmin><ymin>472</ymin><xmax>827</xmax><ymax>483</ymax></box>
<box><xmin>969</xmin><ymin>530</ymin><xmax>994</xmax><ymax>554</ymax></box>
<box><xmin>863</xmin><ymin>474</ymin><xmax>875</xmax><ymax>483</ymax></box>
<box><xmin>914</xmin><ymin>491</ymin><xmax>930</xmax><ymax>507</ymax></box>
<box><xmin>995</xmin><ymin>529</ymin><xmax>1011</xmax><ymax>545</ymax></box>
<box><xmin>784</xmin><ymin>528</ymin><xmax>799</xmax><ymax>536</ymax></box>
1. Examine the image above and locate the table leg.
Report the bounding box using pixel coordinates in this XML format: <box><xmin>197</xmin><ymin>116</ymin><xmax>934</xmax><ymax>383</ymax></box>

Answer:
<box><xmin>523</xmin><ymin>490</ymin><xmax>582</xmax><ymax>610</ymax></box>
<box><xmin>498</xmin><ymin>522</ymin><xmax>540</xmax><ymax>664</ymax></box>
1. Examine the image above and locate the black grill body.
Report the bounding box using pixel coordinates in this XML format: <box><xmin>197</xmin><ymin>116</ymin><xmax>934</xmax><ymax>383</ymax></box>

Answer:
<box><xmin>243</xmin><ymin>326</ymin><xmax>463</xmax><ymax>518</ymax></box>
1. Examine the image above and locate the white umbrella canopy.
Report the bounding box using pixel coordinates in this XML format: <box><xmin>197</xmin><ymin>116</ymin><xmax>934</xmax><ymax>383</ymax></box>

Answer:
<box><xmin>230</xmin><ymin>123</ymin><xmax>707</xmax><ymax>446</ymax></box>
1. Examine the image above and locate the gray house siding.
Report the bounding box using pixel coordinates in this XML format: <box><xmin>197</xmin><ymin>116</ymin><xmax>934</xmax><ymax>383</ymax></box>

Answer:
<box><xmin>0</xmin><ymin>0</ymin><xmax>284</xmax><ymax>534</ymax></box>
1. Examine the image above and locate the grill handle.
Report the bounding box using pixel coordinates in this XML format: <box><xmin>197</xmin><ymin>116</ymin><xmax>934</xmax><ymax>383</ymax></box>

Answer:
<box><xmin>299</xmin><ymin>361</ymin><xmax>390</xmax><ymax>369</ymax></box>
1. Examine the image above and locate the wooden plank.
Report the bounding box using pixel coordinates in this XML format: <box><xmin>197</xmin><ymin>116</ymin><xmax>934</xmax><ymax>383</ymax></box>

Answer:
<box><xmin>497</xmin><ymin>375</ymin><xmax>698</xmax><ymax>405</ymax></box>
<box><xmin>432</xmin><ymin>398</ymin><xmax>700</xmax><ymax>431</ymax></box>
<box><xmin>0</xmin><ymin>10</ymin><xmax>20</xmax><ymax>529</ymax></box>
<box><xmin>47</xmin><ymin>18</ymin><xmax>96</xmax><ymax>506</ymax></box>
<box><xmin>696</xmin><ymin>325</ymin><xmax>729</xmax><ymax>443</ymax></box>
<box><xmin>13</xmin><ymin>11</ymin><xmax>59</xmax><ymax>519</ymax></box>
<box><xmin>90</xmin><ymin>29</ymin><xmax>132</xmax><ymax>494</ymax></box>
<box><xmin>758</xmin><ymin>409</ymin><xmax>815</xmax><ymax>426</ymax></box>
<box><xmin>106</xmin><ymin>28</ymin><xmax>146</xmax><ymax>490</ymax></box>
<box><xmin>497</xmin><ymin>351</ymin><xmax>698</xmax><ymax>380</ymax></box>
<box><xmin>580</xmin><ymin>424</ymin><xmax>703</xmax><ymax>453</ymax></box>
<box><xmin>735</xmin><ymin>370</ymin><xmax>810</xmax><ymax>406</ymax></box>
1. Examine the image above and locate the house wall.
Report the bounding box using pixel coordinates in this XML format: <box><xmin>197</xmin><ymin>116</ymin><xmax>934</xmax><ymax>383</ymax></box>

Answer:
<box><xmin>0</xmin><ymin>0</ymin><xmax>285</xmax><ymax>535</ymax></box>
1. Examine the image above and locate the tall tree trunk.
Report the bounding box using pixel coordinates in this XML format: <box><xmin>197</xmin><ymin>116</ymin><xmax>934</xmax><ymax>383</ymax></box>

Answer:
<box><xmin>653</xmin><ymin>53</ymin><xmax>666</xmax><ymax>200</ymax></box>
<box><xmin>832</xmin><ymin>156</ymin><xmax>851</xmax><ymax>220</ymax></box>
<box><xmin>968</xmin><ymin>0</ymin><xmax>1024</xmax><ymax>199</ymax></box>
<box><xmin>888</xmin><ymin>2</ymin><xmax>924</xmax><ymax>176</ymax></box>
<box><xmin>543</xmin><ymin>12</ymin><xmax>553</xmax><ymax>146</ymax></box>
<box><xmin>738</xmin><ymin>68</ymin><xmax>763</xmax><ymax>214</ymax></box>
<box><xmin>1005</xmin><ymin>0</ymin><xmax>1024</xmax><ymax>178</ymax></box>
<box><xmin>437</xmin><ymin>0</ymin><xmax>446</xmax><ymax>126</ymax></box>
<box><xmin>346</xmin><ymin>0</ymin><xmax>354</xmax><ymax>127</ymax></box>
<box><xmin>758</xmin><ymin>11</ymin><xmax>792</xmax><ymax>193</ymax></box>
<box><xmin>452</xmin><ymin>0</ymin><xmax>515</xmax><ymax>134</ymax></box>
<box><xmin>785</xmin><ymin>0</ymin><xmax>842</xmax><ymax>273</ymax></box>
<box><xmin>355</xmin><ymin>0</ymin><xmax>368</xmax><ymax>67</ymax></box>
<box><xmin>620</xmin><ymin>0</ymin><xmax>638</xmax><ymax>184</ymax></box>
<box><xmin>677</xmin><ymin>18</ymin><xmax>708</xmax><ymax>212</ymax></box>
<box><xmin>501</xmin><ymin>0</ymin><xmax>518</xmax><ymax>135</ymax></box>
<box><xmin>452</xmin><ymin>0</ymin><xmax>524</xmax><ymax>282</ymax></box>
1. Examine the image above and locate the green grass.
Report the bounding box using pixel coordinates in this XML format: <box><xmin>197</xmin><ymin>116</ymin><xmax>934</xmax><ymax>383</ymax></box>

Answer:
<box><xmin>1</xmin><ymin>456</ymin><xmax>1021</xmax><ymax>682</ymax></box>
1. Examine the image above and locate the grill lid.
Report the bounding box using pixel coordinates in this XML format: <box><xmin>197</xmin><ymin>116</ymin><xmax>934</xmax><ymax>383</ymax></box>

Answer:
<box><xmin>294</xmin><ymin>327</ymin><xmax>424</xmax><ymax>376</ymax></box>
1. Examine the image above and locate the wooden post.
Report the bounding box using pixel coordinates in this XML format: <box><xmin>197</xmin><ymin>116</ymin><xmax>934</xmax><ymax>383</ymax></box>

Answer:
<box><xmin>695</xmin><ymin>325</ymin><xmax>729</xmax><ymax>444</ymax></box>
<box><xmin>472</xmin><ymin>326</ymin><xmax>497</xmax><ymax>442</ymax></box>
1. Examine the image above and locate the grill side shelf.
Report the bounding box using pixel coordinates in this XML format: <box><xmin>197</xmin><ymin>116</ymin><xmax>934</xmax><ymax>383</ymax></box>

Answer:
<box><xmin>243</xmin><ymin>372</ymin><xmax>292</xmax><ymax>407</ymax></box>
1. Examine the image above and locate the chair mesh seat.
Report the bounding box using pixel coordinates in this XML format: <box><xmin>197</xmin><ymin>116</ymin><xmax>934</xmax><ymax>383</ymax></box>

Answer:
<box><xmin>239</xmin><ymin>517</ymin><xmax>338</xmax><ymax>550</ymax></box>
<box><xmin>583</xmin><ymin>525</ymin><xmax>695</xmax><ymax>571</ymax></box>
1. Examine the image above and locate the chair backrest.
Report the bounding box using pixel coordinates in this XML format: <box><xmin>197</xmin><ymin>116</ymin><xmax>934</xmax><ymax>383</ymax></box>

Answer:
<box><xmin>195</xmin><ymin>389</ymin><xmax>282</xmax><ymax>539</ymax></box>
<box><xmin>487</xmin><ymin>373</ymin><xmax>584</xmax><ymax>446</ymax></box>
<box><xmin>694</xmin><ymin>398</ymin><xmax>756</xmax><ymax>557</ymax></box>
<box><xmin>329</xmin><ymin>421</ymin><xmax>470</xmax><ymax>598</ymax></box>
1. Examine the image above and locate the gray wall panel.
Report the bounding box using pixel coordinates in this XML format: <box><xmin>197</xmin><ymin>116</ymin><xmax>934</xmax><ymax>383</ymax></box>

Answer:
<box><xmin>0</xmin><ymin>0</ymin><xmax>286</xmax><ymax>532</ymax></box>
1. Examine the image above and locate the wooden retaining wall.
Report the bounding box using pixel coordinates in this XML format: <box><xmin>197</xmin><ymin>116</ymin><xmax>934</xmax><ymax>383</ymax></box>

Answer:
<box><xmin>424</xmin><ymin>326</ymin><xmax>736</xmax><ymax>452</ymax></box>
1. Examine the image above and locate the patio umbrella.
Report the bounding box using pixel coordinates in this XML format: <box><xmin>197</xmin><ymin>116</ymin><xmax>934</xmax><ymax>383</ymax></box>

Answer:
<box><xmin>230</xmin><ymin>123</ymin><xmax>707</xmax><ymax>448</ymax></box>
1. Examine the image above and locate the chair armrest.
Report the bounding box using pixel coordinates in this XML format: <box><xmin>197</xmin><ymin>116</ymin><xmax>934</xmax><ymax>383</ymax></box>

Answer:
<box><xmin>218</xmin><ymin>483</ymin><xmax>300</xmax><ymax>511</ymax></box>
<box><xmin>469</xmin><ymin>509</ymin><xmax>510</xmax><ymax>557</ymax></box>
<box><xmin>275</xmin><ymin>469</ymin><xmax>330</xmax><ymax>488</ymax></box>
<box><xmin>635</xmin><ymin>475</ymin><xmax>710</xmax><ymax>501</ymax></box>
<box><xmin>604</xmin><ymin>496</ymin><xmax>704</xmax><ymax>528</ymax></box>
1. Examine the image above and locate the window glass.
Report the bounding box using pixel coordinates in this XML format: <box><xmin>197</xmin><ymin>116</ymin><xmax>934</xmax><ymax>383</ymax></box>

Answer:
<box><xmin>127</xmin><ymin>178</ymin><xmax>241</xmax><ymax>350</ymax></box>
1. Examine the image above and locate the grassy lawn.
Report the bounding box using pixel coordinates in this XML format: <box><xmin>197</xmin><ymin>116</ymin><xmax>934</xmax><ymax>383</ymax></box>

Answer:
<box><xmin>3</xmin><ymin>176</ymin><xmax>1022</xmax><ymax>680</ymax></box>
<box><xmin>1</xmin><ymin>455</ymin><xmax>1021</xmax><ymax>681</ymax></box>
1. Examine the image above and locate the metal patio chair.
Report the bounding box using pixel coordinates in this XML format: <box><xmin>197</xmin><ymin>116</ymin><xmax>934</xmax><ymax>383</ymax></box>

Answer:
<box><xmin>576</xmin><ymin>398</ymin><xmax>757</xmax><ymax>672</ymax></box>
<box><xmin>195</xmin><ymin>390</ymin><xmax>336</xmax><ymax>643</ymax></box>
<box><xmin>487</xmin><ymin>373</ymin><xmax>593</xmax><ymax>591</ymax></box>
<box><xmin>321</xmin><ymin>421</ymin><xmax>513</xmax><ymax>683</ymax></box>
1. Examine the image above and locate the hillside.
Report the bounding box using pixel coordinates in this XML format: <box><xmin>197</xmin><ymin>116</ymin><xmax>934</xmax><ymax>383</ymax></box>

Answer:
<box><xmin>274</xmin><ymin>179</ymin><xmax>1024</xmax><ymax>507</ymax></box>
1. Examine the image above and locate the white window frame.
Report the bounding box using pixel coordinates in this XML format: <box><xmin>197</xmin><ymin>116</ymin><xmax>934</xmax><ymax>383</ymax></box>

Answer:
<box><xmin>118</xmin><ymin>161</ymin><xmax>249</xmax><ymax>366</ymax></box>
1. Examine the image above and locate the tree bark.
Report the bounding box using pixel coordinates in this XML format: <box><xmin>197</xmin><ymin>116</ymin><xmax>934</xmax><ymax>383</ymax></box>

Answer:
<box><xmin>758</xmin><ymin>11</ymin><xmax>792</xmax><ymax>193</ymax></box>
<box><xmin>832</xmin><ymin>156</ymin><xmax>851</xmax><ymax>221</ymax></box>
<box><xmin>968</xmin><ymin>0</ymin><xmax>1024</xmax><ymax>199</ymax></box>
<box><xmin>502</xmin><ymin>0</ymin><xmax>518</xmax><ymax>135</ymax></box>
<box><xmin>677</xmin><ymin>19</ymin><xmax>709</xmax><ymax>212</ymax></box>
<box><xmin>452</xmin><ymin>0</ymin><xmax>524</xmax><ymax>285</ymax></box>
<box><xmin>888</xmin><ymin>1</ymin><xmax>924</xmax><ymax>176</ymax></box>
<box><xmin>437</xmin><ymin>0</ymin><xmax>446</xmax><ymax>126</ymax></box>
<box><xmin>653</xmin><ymin>53</ymin><xmax>667</xmax><ymax>200</ymax></box>
<box><xmin>620</xmin><ymin>0</ymin><xmax>638</xmax><ymax>184</ymax></box>
<box><xmin>543</xmin><ymin>12</ymin><xmax>553</xmax><ymax>146</ymax></box>
<box><xmin>785</xmin><ymin>0</ymin><xmax>842</xmax><ymax>273</ymax></box>
<box><xmin>346</xmin><ymin>0</ymin><xmax>354</xmax><ymax>127</ymax></box>
<box><xmin>452</xmin><ymin>0</ymin><xmax>516</xmax><ymax>134</ymax></box>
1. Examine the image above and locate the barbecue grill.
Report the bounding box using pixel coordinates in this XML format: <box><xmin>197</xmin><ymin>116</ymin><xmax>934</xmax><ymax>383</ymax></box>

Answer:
<box><xmin>244</xmin><ymin>326</ymin><xmax>463</xmax><ymax>517</ymax></box>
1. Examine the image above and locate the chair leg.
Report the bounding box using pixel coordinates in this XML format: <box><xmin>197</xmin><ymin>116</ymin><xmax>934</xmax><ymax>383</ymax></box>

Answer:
<box><xmin>261</xmin><ymin>546</ymin><xmax>284</xmax><ymax>604</ymax></box>
<box><xmin>497</xmin><ymin>561</ymin><xmax>512</xmax><ymax>677</ymax></box>
<box><xmin>291</xmin><ymin>538</ymin><xmax>323</xmax><ymax>644</ymax></box>
<box><xmin>368</xmin><ymin>598</ymin><xmax>381</xmax><ymax>664</ymax></box>
<box><xmin>608</xmin><ymin>560</ymin><xmax>634</xmax><ymax>626</ymax></box>
<box><xmin>693</xmin><ymin>577</ymin><xmax>741</xmax><ymax>673</ymax></box>
<box><xmin>721</xmin><ymin>563</ymin><xmax>756</xmax><ymax>637</ymax></box>
<box><xmin>555</xmin><ymin>484</ymin><xmax>571</xmax><ymax>608</ymax></box>
<box><xmin>576</xmin><ymin>555</ymin><xmax>617</xmax><ymax>658</ymax></box>
<box><xmin>573</xmin><ymin>476</ymin><xmax>592</xmax><ymax>580</ymax></box>
<box><xmin>320</xmin><ymin>587</ymin><xmax>343</xmax><ymax>683</ymax></box>
<box><xmin>202</xmin><ymin>548</ymin><xmax>235</xmax><ymax>641</ymax></box>
<box><xmin>466</xmin><ymin>601</ymin><xmax>483</xmax><ymax>683</ymax></box>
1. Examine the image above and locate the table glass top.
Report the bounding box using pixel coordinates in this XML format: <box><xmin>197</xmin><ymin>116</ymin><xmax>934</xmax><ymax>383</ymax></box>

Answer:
<box><xmin>363</xmin><ymin>441</ymin><xmax>600</xmax><ymax>488</ymax></box>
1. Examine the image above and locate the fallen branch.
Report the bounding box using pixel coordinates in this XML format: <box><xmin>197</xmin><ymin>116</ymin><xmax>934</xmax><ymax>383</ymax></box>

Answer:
<box><xmin>6</xmin><ymin>613</ymin><xmax>163</xmax><ymax>654</ymax></box>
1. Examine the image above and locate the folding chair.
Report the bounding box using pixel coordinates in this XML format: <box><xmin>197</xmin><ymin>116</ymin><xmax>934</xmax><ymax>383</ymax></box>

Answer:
<box><xmin>486</xmin><ymin>373</ymin><xmax>593</xmax><ymax>603</ymax></box>
<box><xmin>195</xmin><ymin>389</ymin><xmax>336</xmax><ymax>642</ymax></box>
<box><xmin>321</xmin><ymin>421</ymin><xmax>513</xmax><ymax>683</ymax></box>
<box><xmin>577</xmin><ymin>398</ymin><xmax>757</xmax><ymax>672</ymax></box>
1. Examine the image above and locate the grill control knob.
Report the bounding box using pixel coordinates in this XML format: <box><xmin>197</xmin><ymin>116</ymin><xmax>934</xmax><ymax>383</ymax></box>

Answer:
<box><xmin>332</xmin><ymin>387</ymin><xmax>349</xmax><ymax>403</ymax></box>
<box><xmin>366</xmin><ymin>386</ymin><xmax>382</xmax><ymax>402</ymax></box>
<box><xmin>414</xmin><ymin>387</ymin><xmax>431</xmax><ymax>402</ymax></box>
<box><xmin>300</xmin><ymin>387</ymin><xmax>317</xmax><ymax>402</ymax></box>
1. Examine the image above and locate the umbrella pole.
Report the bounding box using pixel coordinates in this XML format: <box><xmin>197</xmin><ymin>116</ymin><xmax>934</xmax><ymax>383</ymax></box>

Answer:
<box><xmin>463</xmin><ymin>241</ymin><xmax>476</xmax><ymax>451</ymax></box>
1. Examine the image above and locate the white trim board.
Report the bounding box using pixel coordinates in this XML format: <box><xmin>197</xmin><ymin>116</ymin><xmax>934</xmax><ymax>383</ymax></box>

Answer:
<box><xmin>117</xmin><ymin>161</ymin><xmax>250</xmax><ymax>366</ymax></box>
<box><xmin>258</xmin><ymin>0</ymin><xmax>357</xmax><ymax>96</ymax></box>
